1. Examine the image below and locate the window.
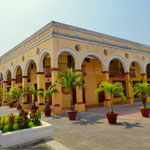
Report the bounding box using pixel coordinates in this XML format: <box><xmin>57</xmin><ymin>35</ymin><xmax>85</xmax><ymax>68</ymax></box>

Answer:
<box><xmin>132</xmin><ymin>62</ymin><xmax>135</xmax><ymax>67</ymax></box>
<box><xmin>67</xmin><ymin>56</ymin><xmax>72</xmax><ymax>68</ymax></box>
<box><xmin>31</xmin><ymin>64</ymin><xmax>34</xmax><ymax>69</ymax></box>
<box><xmin>85</xmin><ymin>58</ymin><xmax>90</xmax><ymax>62</ymax></box>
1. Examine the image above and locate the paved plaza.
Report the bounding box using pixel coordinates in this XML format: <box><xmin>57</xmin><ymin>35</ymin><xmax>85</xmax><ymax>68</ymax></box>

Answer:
<box><xmin>1</xmin><ymin>103</ymin><xmax>150</xmax><ymax>149</ymax></box>
<box><xmin>87</xmin><ymin>101</ymin><xmax>150</xmax><ymax>118</ymax></box>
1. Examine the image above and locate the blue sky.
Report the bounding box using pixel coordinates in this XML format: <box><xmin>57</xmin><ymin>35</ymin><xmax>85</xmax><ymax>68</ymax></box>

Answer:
<box><xmin>0</xmin><ymin>0</ymin><xmax>150</xmax><ymax>56</ymax></box>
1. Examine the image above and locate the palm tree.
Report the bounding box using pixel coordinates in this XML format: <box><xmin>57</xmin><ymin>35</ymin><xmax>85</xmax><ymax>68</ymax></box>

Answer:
<box><xmin>11</xmin><ymin>86</ymin><xmax>24</xmax><ymax>105</ymax></box>
<box><xmin>57</xmin><ymin>68</ymin><xmax>84</xmax><ymax>111</ymax></box>
<box><xmin>96</xmin><ymin>81</ymin><xmax>126</xmax><ymax>113</ymax></box>
<box><xmin>5</xmin><ymin>91</ymin><xmax>13</xmax><ymax>104</ymax></box>
<box><xmin>133</xmin><ymin>83</ymin><xmax>150</xmax><ymax>109</ymax></box>
<box><xmin>27</xmin><ymin>85</ymin><xmax>44</xmax><ymax>107</ymax></box>
<box><xmin>38</xmin><ymin>84</ymin><xmax>58</xmax><ymax>109</ymax></box>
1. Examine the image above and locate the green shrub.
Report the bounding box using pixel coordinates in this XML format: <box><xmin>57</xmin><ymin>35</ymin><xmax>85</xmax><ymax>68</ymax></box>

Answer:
<box><xmin>17</xmin><ymin>109</ymin><xmax>29</xmax><ymax>129</ymax></box>
<box><xmin>8</xmin><ymin>113</ymin><xmax>15</xmax><ymax>130</ymax></box>
<box><xmin>0</xmin><ymin>109</ymin><xmax>42</xmax><ymax>133</ymax></box>
<box><xmin>30</xmin><ymin>110</ymin><xmax>41</xmax><ymax>126</ymax></box>
<box><xmin>0</xmin><ymin>116</ymin><xmax>6</xmax><ymax>132</ymax></box>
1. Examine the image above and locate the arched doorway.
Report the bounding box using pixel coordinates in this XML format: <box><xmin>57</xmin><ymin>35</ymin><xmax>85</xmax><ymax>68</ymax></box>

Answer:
<box><xmin>42</xmin><ymin>53</ymin><xmax>52</xmax><ymax>104</ymax></box>
<box><xmin>26</xmin><ymin>60</ymin><xmax>37</xmax><ymax>105</ymax></box>
<box><xmin>129</xmin><ymin>61</ymin><xmax>142</xmax><ymax>100</ymax></box>
<box><xmin>129</xmin><ymin>61</ymin><xmax>141</xmax><ymax>78</ymax></box>
<box><xmin>6</xmin><ymin>70</ymin><xmax>11</xmax><ymax>92</ymax></box>
<box><xmin>0</xmin><ymin>73</ymin><xmax>3</xmax><ymax>89</ymax></box>
<box><xmin>109</xmin><ymin>59</ymin><xmax>126</xmax><ymax>104</ymax></box>
<box><xmin>109</xmin><ymin>59</ymin><xmax>124</xmax><ymax>77</ymax></box>
<box><xmin>58</xmin><ymin>52</ymin><xmax>75</xmax><ymax>72</ymax></box>
<box><xmin>146</xmin><ymin>64</ymin><xmax>150</xmax><ymax>83</ymax></box>
<box><xmin>58</xmin><ymin>52</ymin><xmax>76</xmax><ymax>108</ymax></box>
<box><xmin>15</xmin><ymin>66</ymin><xmax>22</xmax><ymax>85</ymax></box>
<box><xmin>81</xmin><ymin>55</ymin><xmax>104</xmax><ymax>106</ymax></box>
<box><xmin>43</xmin><ymin>54</ymin><xmax>51</xmax><ymax>78</ymax></box>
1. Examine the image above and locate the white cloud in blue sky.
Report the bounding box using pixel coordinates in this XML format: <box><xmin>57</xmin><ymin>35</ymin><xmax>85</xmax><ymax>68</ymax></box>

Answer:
<box><xmin>0</xmin><ymin>0</ymin><xmax>150</xmax><ymax>55</ymax></box>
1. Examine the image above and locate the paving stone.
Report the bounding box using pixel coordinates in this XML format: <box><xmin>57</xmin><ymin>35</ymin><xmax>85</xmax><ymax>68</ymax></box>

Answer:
<box><xmin>1</xmin><ymin>103</ymin><xmax>150</xmax><ymax>149</ymax></box>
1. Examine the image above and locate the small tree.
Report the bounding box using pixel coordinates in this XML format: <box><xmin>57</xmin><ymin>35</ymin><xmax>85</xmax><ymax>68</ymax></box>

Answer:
<box><xmin>37</xmin><ymin>84</ymin><xmax>58</xmax><ymax>109</ymax></box>
<box><xmin>96</xmin><ymin>81</ymin><xmax>126</xmax><ymax>113</ymax></box>
<box><xmin>11</xmin><ymin>86</ymin><xmax>24</xmax><ymax>105</ymax></box>
<box><xmin>5</xmin><ymin>91</ymin><xmax>13</xmax><ymax>104</ymax></box>
<box><xmin>27</xmin><ymin>85</ymin><xmax>44</xmax><ymax>107</ymax></box>
<box><xmin>45</xmin><ymin>84</ymin><xmax>58</xmax><ymax>109</ymax></box>
<box><xmin>57</xmin><ymin>68</ymin><xmax>84</xmax><ymax>111</ymax></box>
<box><xmin>133</xmin><ymin>83</ymin><xmax>150</xmax><ymax>109</ymax></box>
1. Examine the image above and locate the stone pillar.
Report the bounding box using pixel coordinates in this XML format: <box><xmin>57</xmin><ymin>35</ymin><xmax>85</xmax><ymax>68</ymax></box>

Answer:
<box><xmin>22</xmin><ymin>76</ymin><xmax>28</xmax><ymax>109</ymax></box>
<box><xmin>125</xmin><ymin>72</ymin><xmax>134</xmax><ymax>104</ymax></box>
<box><xmin>74</xmin><ymin>69</ymin><xmax>85</xmax><ymax>112</ymax></box>
<box><xmin>2</xmin><ymin>81</ymin><xmax>7</xmax><ymax>106</ymax></box>
<box><xmin>103</xmin><ymin>71</ymin><xmax>111</xmax><ymax>107</ymax></box>
<box><xmin>11</xmin><ymin>79</ymin><xmax>16</xmax><ymax>89</ymax></box>
<box><xmin>36</xmin><ymin>72</ymin><xmax>45</xmax><ymax>111</ymax></box>
<box><xmin>50</xmin><ymin>68</ymin><xmax>62</xmax><ymax>115</ymax></box>
<box><xmin>141</xmin><ymin>73</ymin><xmax>147</xmax><ymax>83</ymax></box>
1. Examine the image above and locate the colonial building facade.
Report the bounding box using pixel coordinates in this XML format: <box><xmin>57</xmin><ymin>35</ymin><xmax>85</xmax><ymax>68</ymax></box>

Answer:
<box><xmin>0</xmin><ymin>21</ymin><xmax>150</xmax><ymax>114</ymax></box>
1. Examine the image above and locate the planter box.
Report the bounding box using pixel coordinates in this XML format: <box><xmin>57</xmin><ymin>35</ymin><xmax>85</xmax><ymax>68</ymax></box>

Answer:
<box><xmin>0</xmin><ymin>121</ymin><xmax>53</xmax><ymax>148</ymax></box>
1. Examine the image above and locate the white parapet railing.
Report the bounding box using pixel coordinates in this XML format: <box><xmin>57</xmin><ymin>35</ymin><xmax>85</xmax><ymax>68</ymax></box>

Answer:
<box><xmin>0</xmin><ymin>121</ymin><xmax>53</xmax><ymax>148</ymax></box>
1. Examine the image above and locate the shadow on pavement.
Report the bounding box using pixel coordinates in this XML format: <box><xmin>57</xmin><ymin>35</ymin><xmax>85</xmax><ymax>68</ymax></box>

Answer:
<box><xmin>115</xmin><ymin>122</ymin><xmax>143</xmax><ymax>129</ymax></box>
<box><xmin>72</xmin><ymin>118</ymin><xmax>103</xmax><ymax>126</ymax></box>
<box><xmin>72</xmin><ymin>113</ymin><xmax>105</xmax><ymax>126</ymax></box>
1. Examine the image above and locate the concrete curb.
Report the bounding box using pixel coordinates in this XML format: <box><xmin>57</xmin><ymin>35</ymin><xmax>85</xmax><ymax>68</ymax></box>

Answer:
<box><xmin>0</xmin><ymin>121</ymin><xmax>53</xmax><ymax>148</ymax></box>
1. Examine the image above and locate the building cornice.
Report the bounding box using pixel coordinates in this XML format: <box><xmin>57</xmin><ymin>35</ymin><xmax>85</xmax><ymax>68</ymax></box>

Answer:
<box><xmin>53</xmin><ymin>32</ymin><xmax>150</xmax><ymax>55</ymax></box>
<box><xmin>0</xmin><ymin>31</ymin><xmax>150</xmax><ymax>66</ymax></box>
<box><xmin>1</xmin><ymin>21</ymin><xmax>150</xmax><ymax>61</ymax></box>
<box><xmin>52</xmin><ymin>21</ymin><xmax>150</xmax><ymax>48</ymax></box>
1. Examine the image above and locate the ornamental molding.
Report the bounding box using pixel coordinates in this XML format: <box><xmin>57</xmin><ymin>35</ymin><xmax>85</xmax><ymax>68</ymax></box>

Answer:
<box><xmin>1</xmin><ymin>31</ymin><xmax>150</xmax><ymax>67</ymax></box>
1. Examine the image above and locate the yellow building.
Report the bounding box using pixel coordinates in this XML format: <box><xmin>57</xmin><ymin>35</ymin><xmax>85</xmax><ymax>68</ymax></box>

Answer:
<box><xmin>0</xmin><ymin>21</ymin><xmax>150</xmax><ymax>114</ymax></box>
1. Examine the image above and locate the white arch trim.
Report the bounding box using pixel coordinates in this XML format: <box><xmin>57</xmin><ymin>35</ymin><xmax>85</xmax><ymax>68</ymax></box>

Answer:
<box><xmin>12</xmin><ymin>63</ymin><xmax>22</xmax><ymax>79</ymax></box>
<box><xmin>39</xmin><ymin>49</ymin><xmax>51</xmax><ymax>72</ymax></box>
<box><xmin>23</xmin><ymin>57</ymin><xmax>38</xmax><ymax>76</ymax></box>
<box><xmin>56</xmin><ymin>48</ymin><xmax>77</xmax><ymax>69</ymax></box>
<box><xmin>108</xmin><ymin>56</ymin><xmax>128</xmax><ymax>72</ymax></box>
<box><xmin>4</xmin><ymin>67</ymin><xmax>12</xmax><ymax>81</ymax></box>
<box><xmin>80</xmin><ymin>51</ymin><xmax>107</xmax><ymax>71</ymax></box>
<box><xmin>128</xmin><ymin>59</ymin><xmax>144</xmax><ymax>74</ymax></box>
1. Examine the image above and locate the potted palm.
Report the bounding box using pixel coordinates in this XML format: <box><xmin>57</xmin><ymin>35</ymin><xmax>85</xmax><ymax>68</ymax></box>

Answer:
<box><xmin>0</xmin><ymin>88</ymin><xmax>3</xmax><ymax>106</ymax></box>
<box><xmin>96</xmin><ymin>81</ymin><xmax>126</xmax><ymax>124</ymax></box>
<box><xmin>27</xmin><ymin>85</ymin><xmax>44</xmax><ymax>112</ymax></box>
<box><xmin>133</xmin><ymin>83</ymin><xmax>150</xmax><ymax>117</ymax></box>
<box><xmin>11</xmin><ymin>86</ymin><xmax>24</xmax><ymax>110</ymax></box>
<box><xmin>5</xmin><ymin>91</ymin><xmax>13</xmax><ymax>108</ymax></box>
<box><xmin>57</xmin><ymin>68</ymin><xmax>84</xmax><ymax>120</ymax></box>
<box><xmin>38</xmin><ymin>84</ymin><xmax>59</xmax><ymax>116</ymax></box>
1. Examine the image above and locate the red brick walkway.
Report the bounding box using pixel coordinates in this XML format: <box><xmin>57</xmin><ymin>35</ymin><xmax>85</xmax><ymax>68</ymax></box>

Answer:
<box><xmin>86</xmin><ymin>102</ymin><xmax>150</xmax><ymax>118</ymax></box>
